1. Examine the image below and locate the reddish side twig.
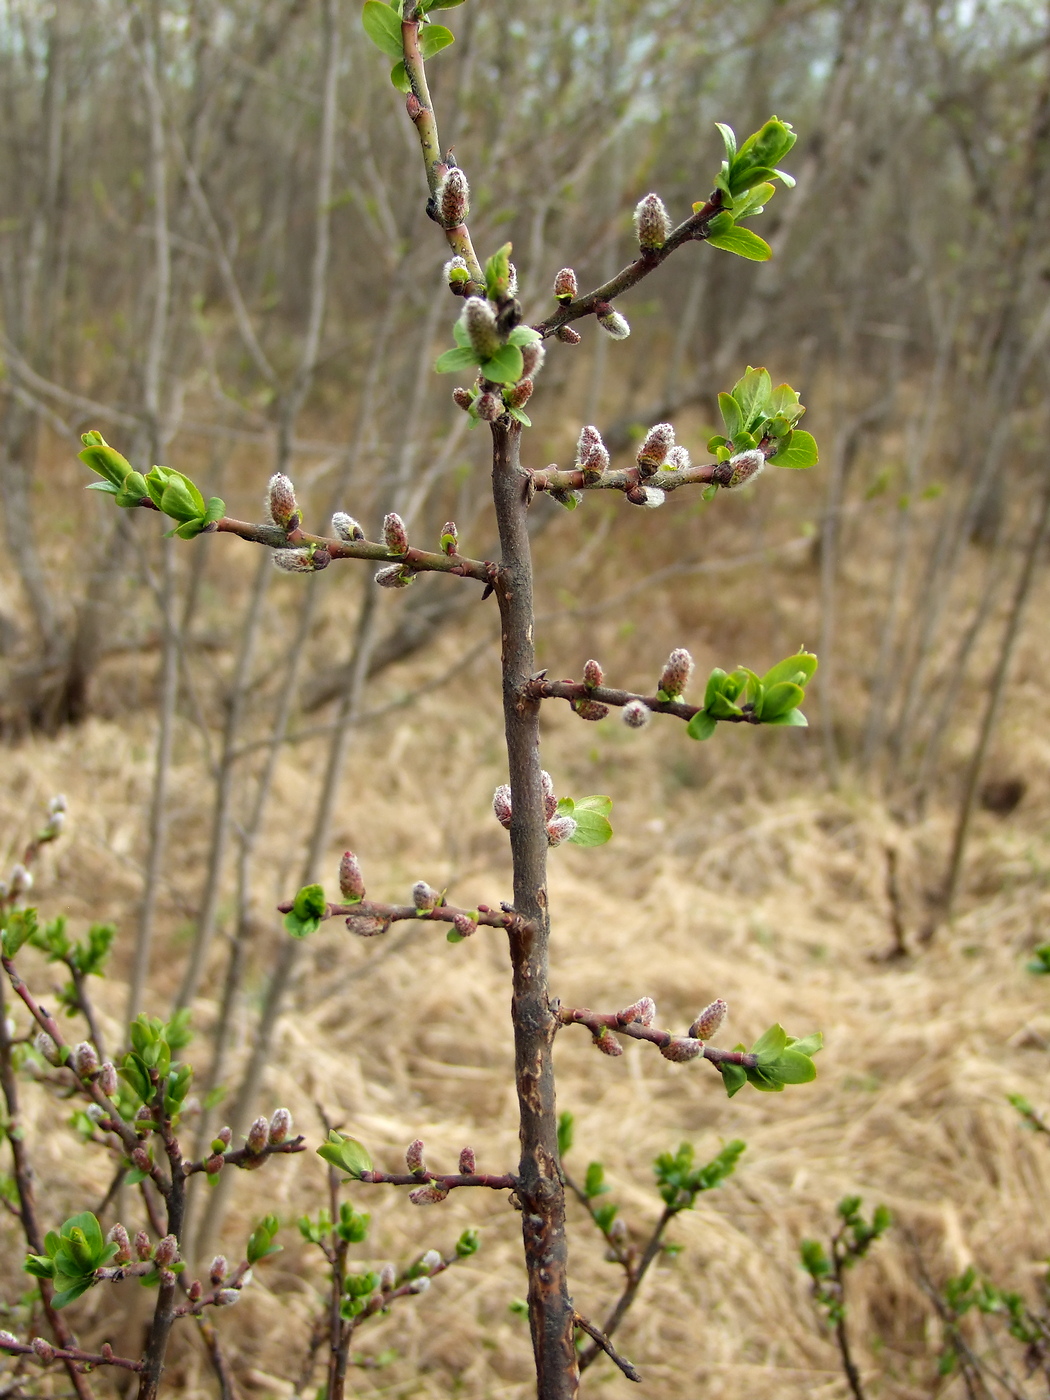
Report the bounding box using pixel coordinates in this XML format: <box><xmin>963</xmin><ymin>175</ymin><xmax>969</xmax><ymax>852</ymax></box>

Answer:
<box><xmin>572</xmin><ymin>1314</ymin><xmax>641</xmax><ymax>1383</ymax></box>
<box><xmin>0</xmin><ymin>1339</ymin><xmax>144</xmax><ymax>1374</ymax></box>
<box><xmin>358</xmin><ymin>1169</ymin><xmax>517</xmax><ymax>1191</ymax></box>
<box><xmin>525</xmin><ymin>678</ymin><xmax>760</xmax><ymax>726</ymax></box>
<box><xmin>556</xmin><ymin>1005</ymin><xmax>758</xmax><ymax>1069</ymax></box>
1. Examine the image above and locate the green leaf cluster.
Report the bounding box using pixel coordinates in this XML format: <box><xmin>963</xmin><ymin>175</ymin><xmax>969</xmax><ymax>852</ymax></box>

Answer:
<box><xmin>1026</xmin><ymin>942</ymin><xmax>1050</xmax><ymax>974</ymax></box>
<box><xmin>118</xmin><ymin>1014</ymin><xmax>193</xmax><ymax>1125</ymax></box>
<box><xmin>342</xmin><ymin>1268</ymin><xmax>380</xmax><ymax>1317</ymax></box>
<box><xmin>718</xmin><ymin>1024</ymin><xmax>822</xmax><ymax>1098</ymax></box>
<box><xmin>801</xmin><ymin>1198</ymin><xmax>890</xmax><ymax>1326</ymax></box>
<box><xmin>436</xmin><ymin>307</ymin><xmax>540</xmax><ymax>422</ymax></box>
<box><xmin>284</xmin><ymin>883</ymin><xmax>328</xmax><ymax>939</ymax></box>
<box><xmin>455</xmin><ymin>1227</ymin><xmax>480</xmax><ymax>1257</ymax></box>
<box><xmin>317</xmin><ymin>1130</ymin><xmax>373</xmax><ymax>1179</ymax></box>
<box><xmin>702</xmin><ymin>118</ymin><xmax>796</xmax><ymax>260</ymax></box>
<box><xmin>360</xmin><ymin>1</ymin><xmax>458</xmax><ymax>95</ymax></box>
<box><xmin>1</xmin><ymin>907</ymin><xmax>39</xmax><ymax>959</ymax></box>
<box><xmin>554</xmin><ymin>794</ymin><xmax>613</xmax><ymax>847</ymax></box>
<box><xmin>687</xmin><ymin>650</ymin><xmax>817</xmax><ymax>742</ymax></box>
<box><xmin>706</xmin><ymin>367</ymin><xmax>816</xmax><ymax>466</ymax></box>
<box><xmin>24</xmin><ymin>1212</ymin><xmax>117</xmax><ymax>1309</ymax></box>
<box><xmin>28</xmin><ymin>917</ymin><xmax>114</xmax><ymax>1017</ymax></box>
<box><xmin>79</xmin><ymin>433</ymin><xmax>224</xmax><ymax>538</ymax></box>
<box><xmin>653</xmin><ymin>1138</ymin><xmax>746</xmax><ymax>1210</ymax></box>
<box><xmin>246</xmin><ymin>1213</ymin><xmax>282</xmax><ymax>1265</ymax></box>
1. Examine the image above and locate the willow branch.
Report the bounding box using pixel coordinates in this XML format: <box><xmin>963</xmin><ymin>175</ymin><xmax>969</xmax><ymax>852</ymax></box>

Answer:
<box><xmin>525</xmin><ymin>679</ymin><xmax>760</xmax><ymax>726</ymax></box>
<box><xmin>275</xmin><ymin>896</ymin><xmax>531</xmax><ymax>937</ymax></box>
<box><xmin>571</xmin><ymin>1314</ymin><xmax>641</xmax><ymax>1383</ymax></box>
<box><xmin>556</xmin><ymin>1006</ymin><xmax>757</xmax><ymax>1069</ymax></box>
<box><xmin>183</xmin><ymin>1137</ymin><xmax>306</xmax><ymax>1176</ymax></box>
<box><xmin>578</xmin><ymin>1206</ymin><xmax>677</xmax><ymax>1373</ymax></box>
<box><xmin>357</xmin><ymin>1169</ymin><xmax>517</xmax><ymax>1191</ymax></box>
<box><xmin>0</xmin><ymin>1339</ymin><xmax>144</xmax><ymax>1374</ymax></box>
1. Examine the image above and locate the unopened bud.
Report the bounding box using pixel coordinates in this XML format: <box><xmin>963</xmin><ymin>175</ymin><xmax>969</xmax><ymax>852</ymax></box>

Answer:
<box><xmin>475</xmin><ymin>391</ymin><xmax>501</xmax><ymax>422</ymax></box>
<box><xmin>492</xmin><ymin>785</ymin><xmax>513</xmax><ymax>830</ymax></box>
<box><xmin>462</xmin><ymin>297</ymin><xmax>501</xmax><ymax>361</ymax></box>
<box><xmin>45</xmin><ymin>810</ymin><xmax>65</xmax><ymax>836</ymax></box>
<box><xmin>440</xmin><ymin>521</ymin><xmax>458</xmax><ymax>555</ymax></box>
<box><xmin>332</xmin><ymin>512</ymin><xmax>365</xmax><ymax>542</ymax></box>
<box><xmin>272</xmin><ymin>547</ymin><xmax>320</xmax><ymax>573</ymax></box>
<box><xmin>346</xmin><ymin>912</ymin><xmax>389</xmax><ymax>937</ymax></box>
<box><xmin>0</xmin><ymin>1331</ymin><xmax>18</xmax><ymax>1347</ymax></box>
<box><xmin>413</xmin><ymin>881</ymin><xmax>440</xmax><ymax>911</ymax></box>
<box><xmin>154</xmin><ymin>1235</ymin><xmax>178</xmax><ymax>1267</ymax></box>
<box><xmin>521</xmin><ymin>342</ymin><xmax>546</xmax><ymax>378</ymax></box>
<box><xmin>188</xmin><ymin>1279</ymin><xmax>203</xmax><ymax>1302</ymax></box>
<box><xmin>452</xmin><ymin>387</ymin><xmax>474</xmax><ymax>412</ymax></box>
<box><xmin>406</xmin><ymin>1139</ymin><xmax>426</xmax><ymax>1174</ymax></box>
<box><xmin>583</xmin><ymin>658</ymin><xmax>604</xmax><ymax>688</ymax></box>
<box><xmin>374</xmin><ymin>563</ymin><xmax>414</xmax><ymax>589</ymax></box>
<box><xmin>546</xmin><ymin>815</ymin><xmax>577</xmax><ymax>847</ymax></box>
<box><xmin>625</xmin><ymin>485</ymin><xmax>665</xmax><ymax>507</ymax></box>
<box><xmin>48</xmin><ymin>794</ymin><xmax>67</xmax><ymax>814</ymax></box>
<box><xmin>574</xmin><ymin>699</ymin><xmax>610</xmax><ymax>722</ymax></box>
<box><xmin>34</xmin><ymin>1032</ymin><xmax>59</xmax><ymax>1066</ymax></box>
<box><xmin>596</xmin><ymin>304</ymin><xmax>630</xmax><ymax>340</ymax></box>
<box><xmin>99</xmin><ymin>1058</ymin><xmax>119</xmax><ymax>1097</ymax></box>
<box><xmin>379</xmin><ymin>1262</ymin><xmax>396</xmax><ymax>1291</ymax></box>
<box><xmin>689</xmin><ymin>998</ymin><xmax>728</xmax><ymax>1040</ymax></box>
<box><xmin>556</xmin><ymin>326</ymin><xmax>582</xmax><ymax>344</ymax></box>
<box><xmin>339</xmin><ymin>851</ymin><xmax>365</xmax><ymax>903</ymax></box>
<box><xmin>131</xmin><ymin>1146</ymin><xmax>151</xmax><ymax>1172</ymax></box>
<box><xmin>269</xmin><ymin>1108</ymin><xmax>292</xmax><ymax>1144</ymax></box>
<box><xmin>452</xmin><ymin>911</ymin><xmax>477</xmax><ymax>938</ymax></box>
<box><xmin>622</xmin><ymin>700</ymin><xmax>651</xmax><ymax>729</ymax></box>
<box><xmin>609</xmin><ymin>1217</ymin><xmax>628</xmax><ymax>1241</ymax></box>
<box><xmin>637</xmin><ymin>423</ymin><xmax>675</xmax><ymax>476</ymax></box>
<box><xmin>723</xmin><ymin>449</ymin><xmax>765</xmax><ymax>490</ymax></box>
<box><xmin>216</xmin><ymin>1126</ymin><xmax>232</xmax><ymax>1148</ymax></box>
<box><xmin>576</xmin><ymin>425</ymin><xmax>609</xmax><ymax>482</ymax></box>
<box><xmin>444</xmin><ymin>255</ymin><xmax>470</xmax><ymax>292</ymax></box>
<box><xmin>409</xmin><ymin>1184</ymin><xmax>449</xmax><ymax>1206</ymax></box>
<box><xmin>438</xmin><ymin>167</ymin><xmax>470</xmax><ymax>227</ymax></box>
<box><xmin>215</xmin><ymin>1289</ymin><xmax>240</xmax><ymax>1307</ymax></box>
<box><xmin>9</xmin><ymin>865</ymin><xmax>32</xmax><ymax>896</ymax></box>
<box><xmin>266</xmin><ymin>473</ymin><xmax>298</xmax><ymax>529</ymax></box>
<box><xmin>660</xmin><ymin>1036</ymin><xmax>703</xmax><ymax>1063</ymax></box>
<box><xmin>72</xmin><ymin>1041</ymin><xmax>98</xmax><ymax>1078</ymax></box>
<box><xmin>31</xmin><ymin>1338</ymin><xmax>55</xmax><ymax>1364</ymax></box>
<box><xmin>135</xmin><ymin>1231</ymin><xmax>152</xmax><ymax>1261</ymax></box>
<box><xmin>107</xmin><ymin>1223</ymin><xmax>131</xmax><ymax>1263</ymax></box>
<box><xmin>210</xmin><ymin>1256</ymin><xmax>227</xmax><ymax>1286</ymax></box>
<box><xmin>540</xmin><ymin>770</ymin><xmax>557</xmax><ymax>820</ymax></box>
<box><xmin>553</xmin><ymin>268</ymin><xmax>578</xmax><ymax>303</ymax></box>
<box><xmin>659</xmin><ymin>648</ymin><xmax>694</xmax><ymax>699</ymax></box>
<box><xmin>458</xmin><ymin>1146</ymin><xmax>476</xmax><ymax>1174</ymax></box>
<box><xmin>666</xmin><ymin>444</ymin><xmax>691</xmax><ymax>471</ymax></box>
<box><xmin>421</xmin><ymin>1249</ymin><xmax>441</xmax><ymax>1272</ymax></box>
<box><xmin>408</xmin><ymin>1274</ymin><xmax>432</xmax><ymax>1290</ymax></box>
<box><xmin>634</xmin><ymin>193</ymin><xmax>672</xmax><ymax>252</ymax></box>
<box><xmin>506</xmin><ymin>378</ymin><xmax>533</xmax><ymax>409</ymax></box>
<box><xmin>383</xmin><ymin>512</ymin><xmax>408</xmax><ymax>554</ymax></box>
<box><xmin>593</xmin><ymin>1028</ymin><xmax>623</xmax><ymax>1057</ymax></box>
<box><xmin>618</xmin><ymin>997</ymin><xmax>656</xmax><ymax>1027</ymax></box>
<box><xmin>246</xmin><ymin>1116</ymin><xmax>268</xmax><ymax>1154</ymax></box>
<box><xmin>206</xmin><ymin>1153</ymin><xmax>225</xmax><ymax>1175</ymax></box>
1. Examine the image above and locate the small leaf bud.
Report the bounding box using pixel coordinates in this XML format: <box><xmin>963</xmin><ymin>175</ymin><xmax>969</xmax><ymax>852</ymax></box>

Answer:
<box><xmin>409</xmin><ymin>1183</ymin><xmax>449</xmax><ymax>1205</ymax></box>
<box><xmin>131</xmin><ymin>1146</ymin><xmax>151</xmax><ymax>1172</ymax></box>
<box><xmin>546</xmin><ymin>815</ymin><xmax>577</xmax><ymax>847</ymax></box>
<box><xmin>374</xmin><ymin>563</ymin><xmax>414</xmax><ymax>589</ymax></box>
<box><xmin>521</xmin><ymin>341</ymin><xmax>546</xmax><ymax>378</ymax></box>
<box><xmin>339</xmin><ymin>850</ymin><xmax>365</xmax><ymax>902</ymax></box>
<box><xmin>573</xmin><ymin>699</ymin><xmax>610</xmax><ymax>722</ymax></box>
<box><xmin>406</xmin><ymin>1139</ymin><xmax>426</xmax><ymax>1174</ymax></box>
<box><xmin>272</xmin><ymin>548</ymin><xmax>320</xmax><ymax>573</ymax></box>
<box><xmin>383</xmin><ymin>512</ymin><xmax>408</xmax><ymax>554</ymax></box>
<box><xmin>216</xmin><ymin>1126</ymin><xmax>233</xmax><ymax>1148</ymax></box>
<box><xmin>593</xmin><ymin>1027</ymin><xmax>623</xmax><ymax>1056</ymax></box>
<box><xmin>421</xmin><ymin>1249</ymin><xmax>442</xmax><ymax>1272</ymax></box>
<box><xmin>48</xmin><ymin>794</ymin><xmax>67</xmax><ymax>814</ymax></box>
<box><xmin>440</xmin><ymin>521</ymin><xmax>458</xmax><ymax>555</ymax></box>
<box><xmin>462</xmin><ymin>297</ymin><xmax>501</xmax><ymax>361</ymax></box>
<box><xmin>31</xmin><ymin>1338</ymin><xmax>55</xmax><ymax>1364</ymax></box>
<box><xmin>452</xmin><ymin>911</ymin><xmax>478</xmax><ymax>938</ymax></box>
<box><xmin>215</xmin><ymin>1289</ymin><xmax>241</xmax><ymax>1307</ymax></box>
<box><xmin>332</xmin><ymin>512</ymin><xmax>365</xmax><ymax>542</ymax></box>
<box><xmin>209</xmin><ymin>1256</ymin><xmax>227</xmax><ymax>1286</ymax></box>
<box><xmin>269</xmin><ymin>1107</ymin><xmax>292</xmax><ymax>1144</ymax></box>
<box><xmin>438</xmin><ymin>167</ymin><xmax>470</xmax><ymax>227</ymax></box>
<box><xmin>107</xmin><ymin>1223</ymin><xmax>131</xmax><ymax>1263</ymax></box>
<box><xmin>72</xmin><ymin>1041</ymin><xmax>98</xmax><ymax>1078</ymax></box>
<box><xmin>660</xmin><ymin>1036</ymin><xmax>703</xmax><ymax>1063</ymax></box>
<box><xmin>443</xmin><ymin>255</ymin><xmax>470</xmax><ymax>292</ymax></box>
<box><xmin>475</xmin><ymin>391</ymin><xmax>502</xmax><ymax>422</ymax></box>
<box><xmin>492</xmin><ymin>785</ymin><xmax>513</xmax><ymax>830</ymax></box>
<box><xmin>724</xmin><ymin>449</ymin><xmax>766</xmax><ymax>489</ymax></box>
<box><xmin>625</xmin><ymin>485</ymin><xmax>665</xmax><ymax>507</ymax></box>
<box><xmin>44</xmin><ymin>810</ymin><xmax>65</xmax><ymax>836</ymax></box>
<box><xmin>506</xmin><ymin>378</ymin><xmax>533</xmax><ymax>409</ymax></box>
<box><xmin>576</xmin><ymin>424</ymin><xmax>610</xmax><ymax>483</ymax></box>
<box><xmin>246</xmin><ymin>1116</ymin><xmax>268</xmax><ymax>1155</ymax></box>
<box><xmin>34</xmin><ymin>1032</ymin><xmax>59</xmax><ymax>1066</ymax></box>
<box><xmin>136</xmin><ymin>1231</ymin><xmax>153</xmax><ymax>1261</ymax></box>
<box><xmin>582</xmin><ymin>660</ymin><xmax>605</xmax><ymax>690</ymax></box>
<box><xmin>634</xmin><ymin>193</ymin><xmax>672</xmax><ymax>252</ymax></box>
<box><xmin>618</xmin><ymin>997</ymin><xmax>656</xmax><ymax>1026</ymax></box>
<box><xmin>609</xmin><ymin>1217</ymin><xmax>628</xmax><ymax>1241</ymax></box>
<box><xmin>188</xmin><ymin>1279</ymin><xmax>203</xmax><ymax>1302</ymax></box>
<box><xmin>689</xmin><ymin>998</ymin><xmax>728</xmax><ymax>1040</ymax></box>
<box><xmin>637</xmin><ymin>422</ymin><xmax>675</xmax><ymax>476</ymax></box>
<box><xmin>154</xmin><ymin>1235</ymin><xmax>178</xmax><ymax>1267</ymax></box>
<box><xmin>666</xmin><ymin>444</ymin><xmax>691</xmax><ymax>471</ymax></box>
<box><xmin>659</xmin><ymin>648</ymin><xmax>694</xmax><ymax>699</ymax></box>
<box><xmin>266</xmin><ymin>473</ymin><xmax>298</xmax><ymax>529</ymax></box>
<box><xmin>206</xmin><ymin>1153</ymin><xmax>225</xmax><ymax>1175</ymax></box>
<box><xmin>9</xmin><ymin>865</ymin><xmax>32</xmax><ymax>896</ymax></box>
<box><xmin>556</xmin><ymin>325</ymin><xmax>582</xmax><ymax>344</ymax></box>
<box><xmin>458</xmin><ymin>1146</ymin><xmax>476</xmax><ymax>1174</ymax></box>
<box><xmin>345</xmin><ymin>912</ymin><xmax>389</xmax><ymax>937</ymax></box>
<box><xmin>553</xmin><ymin>268</ymin><xmax>578</xmax><ymax>303</ymax></box>
<box><xmin>596</xmin><ymin>304</ymin><xmax>630</xmax><ymax>340</ymax></box>
<box><xmin>379</xmin><ymin>1262</ymin><xmax>396</xmax><ymax>1291</ymax></box>
<box><xmin>408</xmin><ymin>1274</ymin><xmax>432</xmax><ymax>1290</ymax></box>
<box><xmin>551</xmin><ymin>487</ymin><xmax>583</xmax><ymax>508</ymax></box>
<box><xmin>622</xmin><ymin>700</ymin><xmax>651</xmax><ymax>729</ymax></box>
<box><xmin>452</xmin><ymin>386</ymin><xmax>474</xmax><ymax>412</ymax></box>
<box><xmin>541</xmin><ymin>769</ymin><xmax>557</xmax><ymax>820</ymax></box>
<box><xmin>413</xmin><ymin>881</ymin><xmax>440</xmax><ymax>911</ymax></box>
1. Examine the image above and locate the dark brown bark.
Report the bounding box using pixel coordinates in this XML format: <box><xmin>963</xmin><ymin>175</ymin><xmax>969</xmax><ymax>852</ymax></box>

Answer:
<box><xmin>490</xmin><ymin>418</ymin><xmax>578</xmax><ymax>1400</ymax></box>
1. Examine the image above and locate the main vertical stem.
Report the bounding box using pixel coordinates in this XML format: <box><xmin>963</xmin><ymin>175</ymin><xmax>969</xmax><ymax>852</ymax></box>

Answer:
<box><xmin>490</xmin><ymin>420</ymin><xmax>578</xmax><ymax>1400</ymax></box>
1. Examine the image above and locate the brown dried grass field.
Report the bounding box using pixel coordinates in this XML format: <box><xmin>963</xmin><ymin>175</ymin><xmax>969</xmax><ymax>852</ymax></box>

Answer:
<box><xmin>2</xmin><ymin>427</ymin><xmax>1050</xmax><ymax>1400</ymax></box>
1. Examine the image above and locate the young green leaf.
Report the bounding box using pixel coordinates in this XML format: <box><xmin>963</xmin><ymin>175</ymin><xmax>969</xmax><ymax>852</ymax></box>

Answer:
<box><xmin>706</xmin><ymin>225</ymin><xmax>773</xmax><ymax>261</ymax></box>
<box><xmin>567</xmin><ymin>794</ymin><xmax>613</xmax><ymax>847</ymax></box>
<box><xmin>686</xmin><ymin>710</ymin><xmax>717</xmax><ymax>741</ymax></box>
<box><xmin>362</xmin><ymin>1</ymin><xmax>404</xmax><ymax>58</ymax></box>
<box><xmin>435</xmin><ymin>346</ymin><xmax>479</xmax><ymax>374</ymax></box>
<box><xmin>717</xmin><ymin>394</ymin><xmax>743</xmax><ymax>440</ymax></box>
<box><xmin>731</xmin><ymin>366</ymin><xmax>773</xmax><ymax>429</ymax></box>
<box><xmin>418</xmin><ymin>23</ymin><xmax>454</xmax><ymax>59</ymax></box>
<box><xmin>760</xmin><ymin>681</ymin><xmax>804</xmax><ymax>721</ymax></box>
<box><xmin>769</xmin><ymin>429</ymin><xmax>818</xmax><ymax>468</ymax></box>
<box><xmin>478</xmin><ymin>343</ymin><xmax>524</xmax><ymax>385</ymax></box>
<box><xmin>317</xmin><ymin>1131</ymin><xmax>373</xmax><ymax>1179</ymax></box>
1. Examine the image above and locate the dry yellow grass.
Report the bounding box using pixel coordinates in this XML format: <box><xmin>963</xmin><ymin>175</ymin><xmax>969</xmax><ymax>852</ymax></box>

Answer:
<box><xmin>2</xmin><ymin>425</ymin><xmax>1050</xmax><ymax>1400</ymax></box>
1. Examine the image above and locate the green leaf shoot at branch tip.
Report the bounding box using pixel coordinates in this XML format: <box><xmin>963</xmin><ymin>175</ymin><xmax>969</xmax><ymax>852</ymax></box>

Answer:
<box><xmin>79</xmin><ymin>431</ymin><xmax>225</xmax><ymax>535</ymax></box>
<box><xmin>687</xmin><ymin>650</ymin><xmax>817</xmax><ymax>740</ymax></box>
<box><xmin>555</xmin><ymin>794</ymin><xmax>613</xmax><ymax>847</ymax></box>
<box><xmin>24</xmin><ymin>1211</ymin><xmax>118</xmax><ymax>1309</ymax></box>
<box><xmin>718</xmin><ymin>1026</ymin><xmax>822</xmax><ymax>1098</ymax></box>
<box><xmin>317</xmin><ymin>1130</ymin><xmax>373</xmax><ymax>1179</ymax></box>
<box><xmin>284</xmin><ymin>884</ymin><xmax>328</xmax><ymax>939</ymax></box>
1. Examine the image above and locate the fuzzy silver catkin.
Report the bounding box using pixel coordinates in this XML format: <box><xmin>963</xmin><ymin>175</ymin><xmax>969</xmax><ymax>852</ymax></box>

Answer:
<box><xmin>374</xmin><ymin>564</ymin><xmax>413</xmax><ymax>589</ymax></box>
<box><xmin>492</xmin><ymin>785</ymin><xmax>513</xmax><ymax>828</ymax></box>
<box><xmin>593</xmin><ymin>1028</ymin><xmax>623</xmax><ymax>1056</ymax></box>
<box><xmin>409</xmin><ymin>1185</ymin><xmax>448</xmax><ymax>1206</ymax></box>
<box><xmin>108</xmin><ymin>1223</ymin><xmax>131</xmax><ymax>1263</ymax></box>
<box><xmin>272</xmin><ymin>548</ymin><xmax>319</xmax><ymax>573</ymax></box>
<box><xmin>97</xmin><ymin>1061</ymin><xmax>118</xmax><ymax>1096</ymax></box>
<box><xmin>462</xmin><ymin>297</ymin><xmax>501</xmax><ymax>360</ymax></box>
<box><xmin>574</xmin><ymin>699</ymin><xmax>610</xmax><ymax>721</ymax></box>
<box><xmin>637</xmin><ymin>422</ymin><xmax>675</xmax><ymax>476</ymax></box>
<box><xmin>440</xmin><ymin>521</ymin><xmax>458</xmax><ymax>554</ymax></box>
<box><xmin>444</xmin><ymin>255</ymin><xmax>469</xmax><ymax>291</ymax></box>
<box><xmin>507</xmin><ymin>378</ymin><xmax>533</xmax><ymax>409</ymax></box>
<box><xmin>32</xmin><ymin>1338</ymin><xmax>55</xmax><ymax>1363</ymax></box>
<box><xmin>452</xmin><ymin>911</ymin><xmax>477</xmax><ymax>938</ymax></box>
<box><xmin>383</xmin><ymin>512</ymin><xmax>408</xmax><ymax>554</ymax></box>
<box><xmin>269</xmin><ymin>1108</ymin><xmax>292</xmax><ymax>1143</ymax></box>
<box><xmin>246</xmin><ymin>1116</ymin><xmax>268</xmax><ymax>1154</ymax></box>
<box><xmin>597</xmin><ymin>306</ymin><xmax>630</xmax><ymax>340</ymax></box>
<box><xmin>725</xmin><ymin>449</ymin><xmax>766</xmax><ymax>489</ymax></box>
<box><xmin>540</xmin><ymin>769</ymin><xmax>557</xmax><ymax>820</ymax></box>
<box><xmin>332</xmin><ymin>512</ymin><xmax>365</xmax><ymax>542</ymax></box>
<box><xmin>634</xmin><ymin>193</ymin><xmax>672</xmax><ymax>251</ymax></box>
<box><xmin>413</xmin><ymin>881</ymin><xmax>440</xmax><ymax>911</ymax></box>
<box><xmin>659</xmin><ymin>648</ymin><xmax>694</xmax><ymax>698</ymax></box>
<box><xmin>421</xmin><ymin>1249</ymin><xmax>442</xmax><ymax>1273</ymax></box>
<box><xmin>346</xmin><ymin>913</ymin><xmax>388</xmax><ymax>938</ymax></box>
<box><xmin>266</xmin><ymin>472</ymin><xmax>297</xmax><ymax>528</ymax></box>
<box><xmin>660</xmin><ymin>1037</ymin><xmax>703</xmax><ymax>1063</ymax></box>
<box><xmin>583</xmin><ymin>658</ymin><xmax>604</xmax><ymax>687</ymax></box>
<box><xmin>72</xmin><ymin>1041</ymin><xmax>98</xmax><ymax>1078</ymax></box>
<box><xmin>689</xmin><ymin>998</ymin><xmax>728</xmax><ymax>1040</ymax></box>
<box><xmin>155</xmin><ymin>1235</ymin><xmax>178</xmax><ymax>1266</ymax></box>
<box><xmin>546</xmin><ymin>815</ymin><xmax>577</xmax><ymax>846</ymax></box>
<box><xmin>557</xmin><ymin>325</ymin><xmax>582</xmax><ymax>344</ymax></box>
<box><xmin>9</xmin><ymin>864</ymin><xmax>32</xmax><ymax>895</ymax></box>
<box><xmin>475</xmin><ymin>391</ymin><xmax>501</xmax><ymax>422</ymax></box>
<box><xmin>209</xmin><ymin>1256</ymin><xmax>227</xmax><ymax>1285</ymax></box>
<box><xmin>459</xmin><ymin>1146</ymin><xmax>476</xmax><ymax>1174</ymax></box>
<box><xmin>452</xmin><ymin>387</ymin><xmax>473</xmax><ymax>412</ymax></box>
<box><xmin>622</xmin><ymin>700</ymin><xmax>651</xmax><ymax>729</ymax></box>
<box><xmin>521</xmin><ymin>341</ymin><xmax>546</xmax><ymax>377</ymax></box>
<box><xmin>215</xmin><ymin>1290</ymin><xmax>241</xmax><ymax>1307</ymax></box>
<box><xmin>34</xmin><ymin>1032</ymin><xmax>59</xmax><ymax>1065</ymax></box>
<box><xmin>379</xmin><ymin>1263</ymin><xmax>396</xmax><ymax>1291</ymax></box>
<box><xmin>438</xmin><ymin>167</ymin><xmax>469</xmax><ymax>227</ymax></box>
<box><xmin>406</xmin><ymin>1139</ymin><xmax>426</xmax><ymax>1174</ymax></box>
<box><xmin>576</xmin><ymin>424</ymin><xmax>609</xmax><ymax>481</ymax></box>
<box><xmin>553</xmin><ymin>267</ymin><xmax>578</xmax><ymax>302</ymax></box>
<box><xmin>666</xmin><ymin>444</ymin><xmax>691</xmax><ymax>471</ymax></box>
<box><xmin>619</xmin><ymin>996</ymin><xmax>656</xmax><ymax>1026</ymax></box>
<box><xmin>339</xmin><ymin>851</ymin><xmax>365</xmax><ymax>902</ymax></box>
